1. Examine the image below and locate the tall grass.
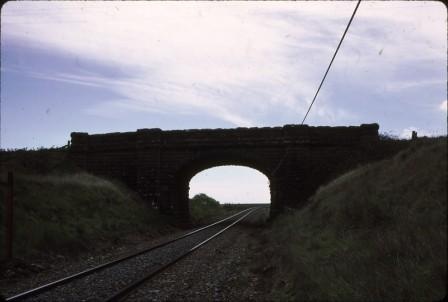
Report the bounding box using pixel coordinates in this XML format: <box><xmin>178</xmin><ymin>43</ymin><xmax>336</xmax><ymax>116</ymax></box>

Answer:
<box><xmin>267</xmin><ymin>137</ymin><xmax>446</xmax><ymax>301</ymax></box>
<box><xmin>0</xmin><ymin>171</ymin><xmax>168</xmax><ymax>260</ymax></box>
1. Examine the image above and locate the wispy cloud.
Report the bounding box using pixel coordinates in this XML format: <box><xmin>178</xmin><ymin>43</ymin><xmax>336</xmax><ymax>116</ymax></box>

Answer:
<box><xmin>383</xmin><ymin>79</ymin><xmax>446</xmax><ymax>93</ymax></box>
<box><xmin>2</xmin><ymin>1</ymin><xmax>446</xmax><ymax>131</ymax></box>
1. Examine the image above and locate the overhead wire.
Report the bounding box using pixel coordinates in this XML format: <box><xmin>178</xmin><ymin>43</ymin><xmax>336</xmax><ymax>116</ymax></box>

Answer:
<box><xmin>301</xmin><ymin>0</ymin><xmax>362</xmax><ymax>125</ymax></box>
<box><xmin>272</xmin><ymin>0</ymin><xmax>362</xmax><ymax>176</ymax></box>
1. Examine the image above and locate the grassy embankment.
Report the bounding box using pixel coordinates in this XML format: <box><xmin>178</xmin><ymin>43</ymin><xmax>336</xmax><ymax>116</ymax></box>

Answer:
<box><xmin>0</xmin><ymin>148</ymin><xmax>171</xmax><ymax>260</ymax></box>
<box><xmin>189</xmin><ymin>193</ymin><xmax>241</xmax><ymax>225</ymax></box>
<box><xmin>265</xmin><ymin>137</ymin><xmax>446</xmax><ymax>301</ymax></box>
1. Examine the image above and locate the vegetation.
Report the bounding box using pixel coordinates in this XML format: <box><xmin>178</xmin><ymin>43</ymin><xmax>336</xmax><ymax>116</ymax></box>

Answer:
<box><xmin>0</xmin><ymin>148</ymin><xmax>171</xmax><ymax>260</ymax></box>
<box><xmin>266</xmin><ymin>137</ymin><xmax>446</xmax><ymax>301</ymax></box>
<box><xmin>0</xmin><ymin>147</ymin><xmax>76</xmax><ymax>175</ymax></box>
<box><xmin>189</xmin><ymin>193</ymin><xmax>236</xmax><ymax>225</ymax></box>
<box><xmin>0</xmin><ymin>172</ymin><xmax>169</xmax><ymax>260</ymax></box>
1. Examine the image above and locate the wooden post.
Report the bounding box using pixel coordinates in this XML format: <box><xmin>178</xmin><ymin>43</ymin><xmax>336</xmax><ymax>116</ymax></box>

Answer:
<box><xmin>4</xmin><ymin>171</ymin><xmax>14</xmax><ymax>260</ymax></box>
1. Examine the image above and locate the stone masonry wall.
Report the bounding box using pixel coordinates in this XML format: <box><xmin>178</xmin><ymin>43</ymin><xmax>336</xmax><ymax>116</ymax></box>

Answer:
<box><xmin>70</xmin><ymin>123</ymin><xmax>382</xmax><ymax>221</ymax></box>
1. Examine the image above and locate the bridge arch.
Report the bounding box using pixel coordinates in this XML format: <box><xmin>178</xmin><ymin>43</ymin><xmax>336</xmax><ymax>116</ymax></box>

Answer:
<box><xmin>172</xmin><ymin>151</ymin><xmax>277</xmax><ymax>221</ymax></box>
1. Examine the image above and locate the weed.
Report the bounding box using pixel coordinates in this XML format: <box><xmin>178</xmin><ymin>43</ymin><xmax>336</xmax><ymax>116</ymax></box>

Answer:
<box><xmin>267</xmin><ymin>137</ymin><xmax>446</xmax><ymax>301</ymax></box>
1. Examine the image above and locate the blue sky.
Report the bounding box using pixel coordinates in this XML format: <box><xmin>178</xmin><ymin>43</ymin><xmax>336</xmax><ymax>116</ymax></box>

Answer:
<box><xmin>1</xmin><ymin>1</ymin><xmax>446</xmax><ymax>203</ymax></box>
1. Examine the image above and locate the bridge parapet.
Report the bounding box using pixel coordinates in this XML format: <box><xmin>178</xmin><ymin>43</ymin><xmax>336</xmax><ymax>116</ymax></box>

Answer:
<box><xmin>71</xmin><ymin>123</ymin><xmax>379</xmax><ymax>151</ymax></box>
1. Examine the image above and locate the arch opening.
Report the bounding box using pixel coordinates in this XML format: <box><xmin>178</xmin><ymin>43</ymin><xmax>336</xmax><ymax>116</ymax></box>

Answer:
<box><xmin>173</xmin><ymin>161</ymin><xmax>273</xmax><ymax>223</ymax></box>
<box><xmin>187</xmin><ymin>165</ymin><xmax>271</xmax><ymax>223</ymax></box>
<box><xmin>189</xmin><ymin>165</ymin><xmax>271</xmax><ymax>205</ymax></box>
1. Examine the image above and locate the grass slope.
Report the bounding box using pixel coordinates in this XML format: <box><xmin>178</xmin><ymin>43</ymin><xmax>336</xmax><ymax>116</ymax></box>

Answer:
<box><xmin>0</xmin><ymin>149</ymin><xmax>170</xmax><ymax>260</ymax></box>
<box><xmin>0</xmin><ymin>173</ymin><xmax>168</xmax><ymax>259</ymax></box>
<box><xmin>267</xmin><ymin>138</ymin><xmax>446</xmax><ymax>301</ymax></box>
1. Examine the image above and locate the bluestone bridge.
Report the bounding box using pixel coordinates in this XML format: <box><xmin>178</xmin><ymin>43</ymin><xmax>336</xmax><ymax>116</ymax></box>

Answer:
<box><xmin>70</xmin><ymin>123</ymin><xmax>384</xmax><ymax>221</ymax></box>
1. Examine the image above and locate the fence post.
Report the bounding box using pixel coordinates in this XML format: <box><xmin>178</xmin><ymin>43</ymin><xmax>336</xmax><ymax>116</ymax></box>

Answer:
<box><xmin>4</xmin><ymin>171</ymin><xmax>14</xmax><ymax>260</ymax></box>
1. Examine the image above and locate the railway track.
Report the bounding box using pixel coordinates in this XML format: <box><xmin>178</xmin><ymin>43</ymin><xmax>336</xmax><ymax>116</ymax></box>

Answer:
<box><xmin>5</xmin><ymin>207</ymin><xmax>261</xmax><ymax>301</ymax></box>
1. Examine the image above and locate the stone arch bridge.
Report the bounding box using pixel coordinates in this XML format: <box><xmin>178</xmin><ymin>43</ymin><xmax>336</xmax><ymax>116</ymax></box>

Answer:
<box><xmin>70</xmin><ymin>123</ymin><xmax>384</xmax><ymax>221</ymax></box>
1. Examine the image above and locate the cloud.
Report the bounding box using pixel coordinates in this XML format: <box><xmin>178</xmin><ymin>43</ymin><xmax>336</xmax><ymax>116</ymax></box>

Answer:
<box><xmin>440</xmin><ymin>100</ymin><xmax>447</xmax><ymax>112</ymax></box>
<box><xmin>10</xmin><ymin>68</ymin><xmax>107</xmax><ymax>88</ymax></box>
<box><xmin>383</xmin><ymin>79</ymin><xmax>446</xmax><ymax>93</ymax></box>
<box><xmin>1</xmin><ymin>1</ymin><xmax>446</xmax><ymax>129</ymax></box>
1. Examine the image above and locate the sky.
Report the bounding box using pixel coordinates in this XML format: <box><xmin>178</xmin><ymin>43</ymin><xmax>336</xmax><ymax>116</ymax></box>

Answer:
<box><xmin>1</xmin><ymin>1</ymin><xmax>446</xmax><ymax>203</ymax></box>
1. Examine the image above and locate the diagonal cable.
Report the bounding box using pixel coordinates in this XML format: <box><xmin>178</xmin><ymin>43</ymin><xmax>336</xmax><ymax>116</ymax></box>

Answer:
<box><xmin>301</xmin><ymin>0</ymin><xmax>362</xmax><ymax>125</ymax></box>
<box><xmin>272</xmin><ymin>0</ymin><xmax>362</xmax><ymax>176</ymax></box>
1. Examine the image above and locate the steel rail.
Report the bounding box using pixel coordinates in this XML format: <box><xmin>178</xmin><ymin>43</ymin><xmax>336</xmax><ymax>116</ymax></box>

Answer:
<box><xmin>5</xmin><ymin>207</ymin><xmax>254</xmax><ymax>302</ymax></box>
<box><xmin>104</xmin><ymin>207</ymin><xmax>261</xmax><ymax>302</ymax></box>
